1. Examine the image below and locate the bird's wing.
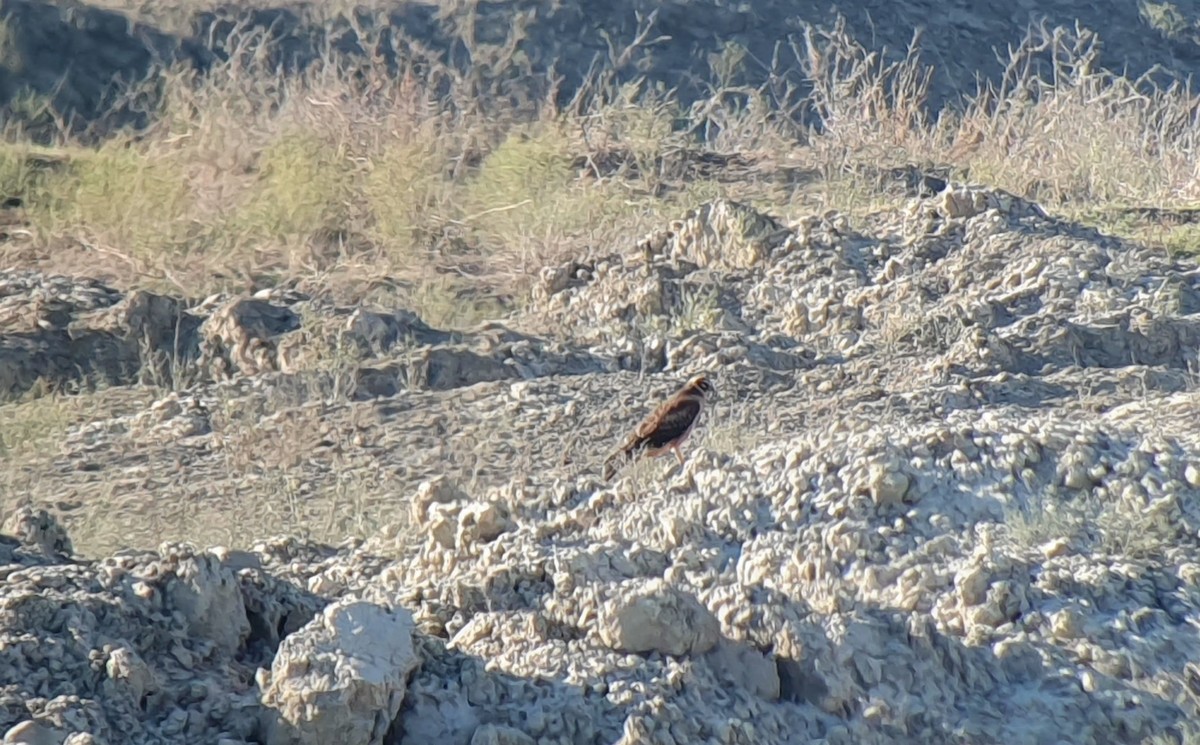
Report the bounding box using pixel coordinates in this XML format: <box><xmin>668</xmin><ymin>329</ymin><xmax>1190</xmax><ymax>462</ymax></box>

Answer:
<box><xmin>604</xmin><ymin>394</ymin><xmax>702</xmax><ymax>481</ymax></box>
<box><xmin>628</xmin><ymin>396</ymin><xmax>701</xmax><ymax>452</ymax></box>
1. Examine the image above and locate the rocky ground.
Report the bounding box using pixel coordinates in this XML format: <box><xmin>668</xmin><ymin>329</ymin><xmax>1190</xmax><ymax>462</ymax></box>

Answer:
<box><xmin>2</xmin><ymin>184</ymin><xmax>1200</xmax><ymax>743</ymax></box>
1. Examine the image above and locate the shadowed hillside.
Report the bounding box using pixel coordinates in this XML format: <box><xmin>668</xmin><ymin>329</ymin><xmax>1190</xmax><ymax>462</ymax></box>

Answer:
<box><xmin>3</xmin><ymin>0</ymin><xmax>1200</xmax><ymax>141</ymax></box>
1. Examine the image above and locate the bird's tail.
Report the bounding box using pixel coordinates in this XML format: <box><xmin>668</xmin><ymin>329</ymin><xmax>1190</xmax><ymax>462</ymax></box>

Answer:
<box><xmin>601</xmin><ymin>453</ymin><xmax>621</xmax><ymax>482</ymax></box>
<box><xmin>602</xmin><ymin>447</ymin><xmax>633</xmax><ymax>482</ymax></box>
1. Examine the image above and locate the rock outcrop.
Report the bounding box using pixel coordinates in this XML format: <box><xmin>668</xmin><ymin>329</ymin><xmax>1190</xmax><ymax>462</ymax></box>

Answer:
<box><xmin>4</xmin><ymin>185</ymin><xmax>1200</xmax><ymax>744</ymax></box>
<box><xmin>257</xmin><ymin>599</ymin><xmax>419</xmax><ymax>745</ymax></box>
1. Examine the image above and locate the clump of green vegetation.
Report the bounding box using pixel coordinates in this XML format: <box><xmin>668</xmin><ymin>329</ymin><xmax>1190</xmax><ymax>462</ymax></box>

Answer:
<box><xmin>49</xmin><ymin>143</ymin><xmax>191</xmax><ymax>258</ymax></box>
<box><xmin>1158</xmin><ymin>224</ymin><xmax>1200</xmax><ymax>257</ymax></box>
<box><xmin>462</xmin><ymin>121</ymin><xmax>578</xmax><ymax>242</ymax></box>
<box><xmin>363</xmin><ymin>128</ymin><xmax>453</xmax><ymax>253</ymax></box>
<box><xmin>236</xmin><ymin>130</ymin><xmax>356</xmax><ymax>245</ymax></box>
<box><xmin>457</xmin><ymin>119</ymin><xmax>634</xmax><ymax>287</ymax></box>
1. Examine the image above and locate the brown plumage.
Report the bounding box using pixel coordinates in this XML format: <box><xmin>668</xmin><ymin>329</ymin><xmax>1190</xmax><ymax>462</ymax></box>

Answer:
<box><xmin>602</xmin><ymin>373</ymin><xmax>717</xmax><ymax>481</ymax></box>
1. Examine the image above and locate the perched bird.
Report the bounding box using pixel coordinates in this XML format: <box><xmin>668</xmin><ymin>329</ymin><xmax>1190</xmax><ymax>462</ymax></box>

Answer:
<box><xmin>602</xmin><ymin>373</ymin><xmax>717</xmax><ymax>481</ymax></box>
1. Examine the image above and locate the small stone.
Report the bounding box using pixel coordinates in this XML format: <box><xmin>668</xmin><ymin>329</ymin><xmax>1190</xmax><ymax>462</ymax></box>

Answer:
<box><xmin>163</xmin><ymin>553</ymin><xmax>250</xmax><ymax>654</ymax></box>
<box><xmin>169</xmin><ymin>643</ymin><xmax>194</xmax><ymax>668</ymax></box>
<box><xmin>600</xmin><ymin>579</ymin><xmax>720</xmax><ymax>657</ymax></box>
<box><xmin>956</xmin><ymin>567</ymin><xmax>989</xmax><ymax>606</ymax></box>
<box><xmin>307</xmin><ymin>574</ymin><xmax>340</xmax><ymax>595</ymax></box>
<box><xmin>868</xmin><ymin>464</ymin><xmax>911</xmax><ymax>507</ymax></box>
<box><xmin>1080</xmin><ymin>670</ymin><xmax>1098</xmax><ymax>693</ymax></box>
<box><xmin>1040</xmin><ymin>538</ymin><xmax>1071</xmax><ymax>559</ymax></box>
<box><xmin>258</xmin><ymin>599</ymin><xmax>420</xmax><ymax>745</ymax></box>
<box><xmin>3</xmin><ymin>721</ymin><xmax>64</xmax><ymax>745</ymax></box>
<box><xmin>970</xmin><ymin>602</ymin><xmax>1006</xmax><ymax>629</ymax></box>
<box><xmin>106</xmin><ymin>647</ymin><xmax>157</xmax><ymax>703</ymax></box>
<box><xmin>706</xmin><ymin>640</ymin><xmax>780</xmax><ymax>701</ymax></box>
<box><xmin>1052</xmin><ymin>608</ymin><xmax>1084</xmax><ymax>640</ymax></box>
<box><xmin>411</xmin><ymin>477</ymin><xmax>468</xmax><ymax>527</ymax></box>
<box><xmin>470</xmin><ymin>724</ymin><xmax>535</xmax><ymax>745</ymax></box>
<box><xmin>1062</xmin><ymin>464</ymin><xmax>1089</xmax><ymax>490</ymax></box>
<box><xmin>456</xmin><ymin>501</ymin><xmax>514</xmax><ymax>547</ymax></box>
<box><xmin>427</xmin><ymin>505</ymin><xmax>459</xmax><ymax>549</ymax></box>
<box><xmin>1185</xmin><ymin>464</ymin><xmax>1200</xmax><ymax>488</ymax></box>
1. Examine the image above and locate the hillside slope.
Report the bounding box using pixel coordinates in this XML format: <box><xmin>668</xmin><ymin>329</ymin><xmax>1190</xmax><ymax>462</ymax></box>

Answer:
<box><xmin>3</xmin><ymin>1</ymin><xmax>1200</xmax><ymax>743</ymax></box>
<box><xmin>3</xmin><ymin>188</ymin><xmax>1200</xmax><ymax>743</ymax></box>
<box><xmin>1</xmin><ymin>0</ymin><xmax>1199</xmax><ymax>137</ymax></box>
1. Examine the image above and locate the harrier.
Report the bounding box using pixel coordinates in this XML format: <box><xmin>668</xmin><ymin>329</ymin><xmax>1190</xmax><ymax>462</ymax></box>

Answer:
<box><xmin>602</xmin><ymin>373</ymin><xmax>716</xmax><ymax>481</ymax></box>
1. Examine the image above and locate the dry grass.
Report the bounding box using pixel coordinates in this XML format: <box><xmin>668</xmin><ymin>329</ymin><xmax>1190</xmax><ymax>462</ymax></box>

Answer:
<box><xmin>1</xmin><ymin>54</ymin><xmax>699</xmax><ymax>316</ymax></box>
<box><xmin>1002</xmin><ymin>473</ymin><xmax>1186</xmax><ymax>561</ymax></box>
<box><xmin>0</xmin><ymin>377</ymin><xmax>405</xmax><ymax>556</ymax></box>
<box><xmin>703</xmin><ymin>415</ymin><xmax>767</xmax><ymax>456</ymax></box>
<box><xmin>3</xmin><ymin>14</ymin><xmax>1197</xmax><ymax>308</ymax></box>
<box><xmin>0</xmin><ymin>379</ymin><xmax>157</xmax><ymax>462</ymax></box>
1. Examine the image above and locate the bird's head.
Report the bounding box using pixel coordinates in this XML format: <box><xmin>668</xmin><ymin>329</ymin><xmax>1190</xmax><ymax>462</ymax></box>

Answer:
<box><xmin>684</xmin><ymin>373</ymin><xmax>717</xmax><ymax>402</ymax></box>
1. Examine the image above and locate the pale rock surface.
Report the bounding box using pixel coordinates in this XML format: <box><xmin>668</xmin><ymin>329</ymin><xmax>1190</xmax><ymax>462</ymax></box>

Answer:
<box><xmin>705</xmin><ymin>639</ymin><xmax>781</xmax><ymax>702</ymax></box>
<box><xmin>257</xmin><ymin>599</ymin><xmax>419</xmax><ymax>745</ymax></box>
<box><xmin>456</xmin><ymin>500</ymin><xmax>515</xmax><ymax>548</ymax></box>
<box><xmin>103</xmin><ymin>647</ymin><xmax>158</xmax><ymax>706</ymax></box>
<box><xmin>164</xmin><ymin>552</ymin><xmax>251</xmax><ymax>654</ymax></box>
<box><xmin>470</xmin><ymin>724</ymin><xmax>537</xmax><ymax>745</ymax></box>
<box><xmin>0</xmin><ymin>508</ymin><xmax>73</xmax><ymax>558</ymax></box>
<box><xmin>599</xmin><ymin>579</ymin><xmax>721</xmax><ymax>656</ymax></box>
<box><xmin>2</xmin><ymin>721</ymin><xmax>65</xmax><ymax>745</ymax></box>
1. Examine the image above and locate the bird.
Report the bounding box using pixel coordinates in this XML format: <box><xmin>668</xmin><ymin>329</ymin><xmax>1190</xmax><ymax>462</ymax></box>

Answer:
<box><xmin>602</xmin><ymin>373</ymin><xmax>717</xmax><ymax>481</ymax></box>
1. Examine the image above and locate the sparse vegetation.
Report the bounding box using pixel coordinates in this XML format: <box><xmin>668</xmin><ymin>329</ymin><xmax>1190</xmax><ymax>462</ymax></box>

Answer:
<box><xmin>3</xmin><ymin>7</ymin><xmax>1200</xmax><ymax>741</ymax></box>
<box><xmin>1</xmin><ymin>4</ymin><xmax>1200</xmax><ymax>557</ymax></box>
<box><xmin>2</xmin><ymin>10</ymin><xmax>1196</xmax><ymax>309</ymax></box>
<box><xmin>1140</xmin><ymin>1</ymin><xmax>1197</xmax><ymax>40</ymax></box>
<box><xmin>703</xmin><ymin>413</ymin><xmax>767</xmax><ymax>456</ymax></box>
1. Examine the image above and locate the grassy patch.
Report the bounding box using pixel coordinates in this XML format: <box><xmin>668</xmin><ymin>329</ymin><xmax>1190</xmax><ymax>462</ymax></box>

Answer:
<box><xmin>465</xmin><ymin>122</ymin><xmax>576</xmax><ymax>218</ymax></box>
<box><xmin>50</xmin><ymin>143</ymin><xmax>191</xmax><ymax>258</ymax></box>
<box><xmin>1158</xmin><ymin>223</ymin><xmax>1200</xmax><ymax>257</ymax></box>
<box><xmin>0</xmin><ymin>382</ymin><xmax>157</xmax><ymax>462</ymax></box>
<box><xmin>237</xmin><ymin>130</ymin><xmax>356</xmax><ymax>245</ymax></box>
<box><xmin>461</xmin><ymin>120</ymin><xmax>635</xmax><ymax>282</ymax></box>
<box><xmin>1070</xmin><ymin>209</ymin><xmax>1200</xmax><ymax>258</ymax></box>
<box><xmin>1002</xmin><ymin>486</ymin><xmax>1090</xmax><ymax>550</ymax></box>
<box><xmin>0</xmin><ymin>385</ymin><xmax>78</xmax><ymax>462</ymax></box>
<box><xmin>1003</xmin><ymin>482</ymin><xmax>1184</xmax><ymax>560</ymax></box>
<box><xmin>363</xmin><ymin>129</ymin><xmax>455</xmax><ymax>255</ymax></box>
